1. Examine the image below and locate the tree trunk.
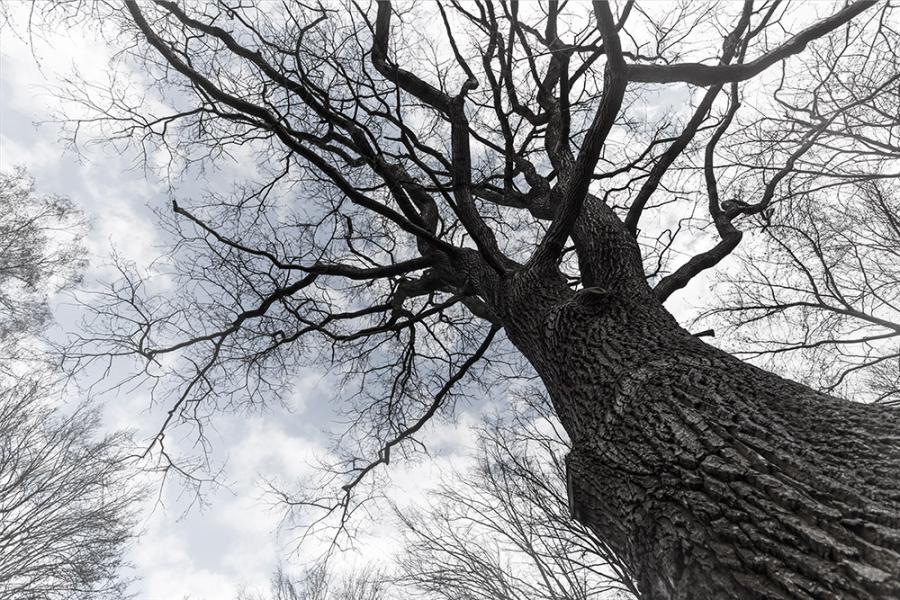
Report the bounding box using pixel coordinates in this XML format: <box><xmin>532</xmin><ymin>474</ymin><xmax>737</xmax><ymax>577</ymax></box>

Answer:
<box><xmin>492</xmin><ymin>266</ymin><xmax>900</xmax><ymax>599</ymax></box>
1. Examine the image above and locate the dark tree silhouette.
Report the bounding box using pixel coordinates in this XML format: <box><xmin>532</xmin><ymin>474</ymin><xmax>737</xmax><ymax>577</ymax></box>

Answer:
<box><xmin>45</xmin><ymin>2</ymin><xmax>900</xmax><ymax>598</ymax></box>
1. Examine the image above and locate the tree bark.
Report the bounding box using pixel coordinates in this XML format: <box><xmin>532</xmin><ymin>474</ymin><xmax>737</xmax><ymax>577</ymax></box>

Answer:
<box><xmin>481</xmin><ymin>241</ymin><xmax>900</xmax><ymax>599</ymax></box>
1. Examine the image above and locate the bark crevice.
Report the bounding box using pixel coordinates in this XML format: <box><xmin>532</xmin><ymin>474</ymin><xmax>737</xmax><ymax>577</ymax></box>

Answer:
<box><xmin>539</xmin><ymin>300</ymin><xmax>900</xmax><ymax>599</ymax></box>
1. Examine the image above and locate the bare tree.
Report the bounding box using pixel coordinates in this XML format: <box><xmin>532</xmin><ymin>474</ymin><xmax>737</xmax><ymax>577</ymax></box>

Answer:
<box><xmin>0</xmin><ymin>170</ymin><xmax>142</xmax><ymax>598</ymax></box>
<box><xmin>0</xmin><ymin>168</ymin><xmax>86</xmax><ymax>370</ymax></box>
<box><xmin>238</xmin><ymin>564</ymin><xmax>387</xmax><ymax>600</ymax></box>
<box><xmin>332</xmin><ymin>568</ymin><xmax>388</xmax><ymax>600</ymax></box>
<box><xmin>710</xmin><ymin>181</ymin><xmax>900</xmax><ymax>402</ymax></box>
<box><xmin>35</xmin><ymin>1</ymin><xmax>900</xmax><ymax>597</ymax></box>
<box><xmin>704</xmin><ymin>14</ymin><xmax>900</xmax><ymax>405</ymax></box>
<box><xmin>0</xmin><ymin>377</ymin><xmax>142</xmax><ymax>599</ymax></box>
<box><xmin>398</xmin><ymin>389</ymin><xmax>637</xmax><ymax>600</ymax></box>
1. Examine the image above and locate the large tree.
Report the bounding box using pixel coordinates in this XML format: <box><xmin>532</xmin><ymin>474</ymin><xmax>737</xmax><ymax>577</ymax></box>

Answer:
<box><xmin>48</xmin><ymin>1</ymin><xmax>900</xmax><ymax>598</ymax></box>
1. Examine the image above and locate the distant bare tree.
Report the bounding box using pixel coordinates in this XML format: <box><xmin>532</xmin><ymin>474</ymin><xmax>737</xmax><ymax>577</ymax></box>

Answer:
<box><xmin>705</xmin><ymin>12</ymin><xmax>900</xmax><ymax>404</ymax></box>
<box><xmin>0</xmin><ymin>170</ymin><xmax>142</xmax><ymax>599</ymax></box>
<box><xmin>238</xmin><ymin>564</ymin><xmax>387</xmax><ymax>600</ymax></box>
<box><xmin>0</xmin><ymin>168</ymin><xmax>86</xmax><ymax>369</ymax></box>
<box><xmin>0</xmin><ymin>377</ymin><xmax>142</xmax><ymax>600</ymax></box>
<box><xmin>333</xmin><ymin>568</ymin><xmax>387</xmax><ymax>600</ymax></box>
<box><xmin>398</xmin><ymin>389</ymin><xmax>638</xmax><ymax>600</ymax></box>
<box><xmin>710</xmin><ymin>182</ymin><xmax>900</xmax><ymax>403</ymax></box>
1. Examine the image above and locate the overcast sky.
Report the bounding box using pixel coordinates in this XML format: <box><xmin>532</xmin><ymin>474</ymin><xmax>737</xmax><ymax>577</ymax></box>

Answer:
<box><xmin>0</xmin><ymin>5</ymin><xmax>718</xmax><ymax>598</ymax></box>
<box><xmin>0</xmin><ymin>8</ymin><xmax>431</xmax><ymax>597</ymax></box>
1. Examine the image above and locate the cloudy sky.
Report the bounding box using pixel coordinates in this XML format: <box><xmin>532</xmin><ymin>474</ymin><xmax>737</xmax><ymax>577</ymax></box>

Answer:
<box><xmin>0</xmin><ymin>5</ymin><xmax>716</xmax><ymax>598</ymax></box>
<box><xmin>3</xmin><ymin>11</ymin><xmax>318</xmax><ymax>599</ymax></box>
<box><xmin>0</xmin><ymin>10</ymin><xmax>496</xmax><ymax>597</ymax></box>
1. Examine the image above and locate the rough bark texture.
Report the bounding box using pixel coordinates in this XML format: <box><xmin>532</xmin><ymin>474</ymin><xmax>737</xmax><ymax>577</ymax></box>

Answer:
<box><xmin>474</xmin><ymin>214</ymin><xmax>900</xmax><ymax>599</ymax></box>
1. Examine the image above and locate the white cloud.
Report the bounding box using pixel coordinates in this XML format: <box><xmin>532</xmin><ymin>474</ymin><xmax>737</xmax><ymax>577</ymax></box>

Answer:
<box><xmin>130</xmin><ymin>522</ymin><xmax>236</xmax><ymax>600</ymax></box>
<box><xmin>1</xmin><ymin>8</ymin><xmax>510</xmax><ymax>600</ymax></box>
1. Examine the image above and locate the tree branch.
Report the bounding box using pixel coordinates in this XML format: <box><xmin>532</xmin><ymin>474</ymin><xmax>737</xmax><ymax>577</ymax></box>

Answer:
<box><xmin>531</xmin><ymin>1</ymin><xmax>627</xmax><ymax>266</ymax></box>
<box><xmin>627</xmin><ymin>1</ymin><xmax>877</xmax><ymax>86</ymax></box>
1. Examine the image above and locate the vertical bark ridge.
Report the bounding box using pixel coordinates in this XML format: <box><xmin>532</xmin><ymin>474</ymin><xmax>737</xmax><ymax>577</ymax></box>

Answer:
<box><xmin>571</xmin><ymin>194</ymin><xmax>649</xmax><ymax>292</ymax></box>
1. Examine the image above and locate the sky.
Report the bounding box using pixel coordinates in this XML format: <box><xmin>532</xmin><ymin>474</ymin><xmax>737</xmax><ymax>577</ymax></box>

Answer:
<box><xmin>0</xmin><ymin>8</ymin><xmax>419</xmax><ymax>598</ymax></box>
<box><xmin>0</xmin><ymin>9</ymin><xmax>504</xmax><ymax>597</ymax></box>
<box><xmin>0</xmin><ymin>4</ymin><xmax>719</xmax><ymax>598</ymax></box>
<box><xmin>3</xmin><ymin>3</ymin><xmax>894</xmax><ymax>597</ymax></box>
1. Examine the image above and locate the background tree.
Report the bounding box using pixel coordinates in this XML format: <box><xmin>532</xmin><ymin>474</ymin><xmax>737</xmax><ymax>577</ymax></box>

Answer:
<box><xmin>0</xmin><ymin>168</ymin><xmax>86</xmax><ymax>371</ymax></box>
<box><xmin>704</xmin><ymin>16</ymin><xmax>900</xmax><ymax>404</ymax></box>
<box><xmin>0</xmin><ymin>378</ymin><xmax>142</xmax><ymax>600</ymax></box>
<box><xmin>0</xmin><ymin>169</ymin><xmax>142</xmax><ymax>599</ymax></box>
<box><xmin>238</xmin><ymin>564</ymin><xmax>387</xmax><ymax>600</ymax></box>
<box><xmin>398</xmin><ymin>388</ymin><xmax>637</xmax><ymax>600</ymax></box>
<box><xmin>39</xmin><ymin>1</ymin><xmax>900</xmax><ymax>598</ymax></box>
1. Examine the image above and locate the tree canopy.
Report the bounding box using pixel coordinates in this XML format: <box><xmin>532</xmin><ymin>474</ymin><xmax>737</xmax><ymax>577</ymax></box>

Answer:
<box><xmin>29</xmin><ymin>1</ymin><xmax>900</xmax><ymax>596</ymax></box>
